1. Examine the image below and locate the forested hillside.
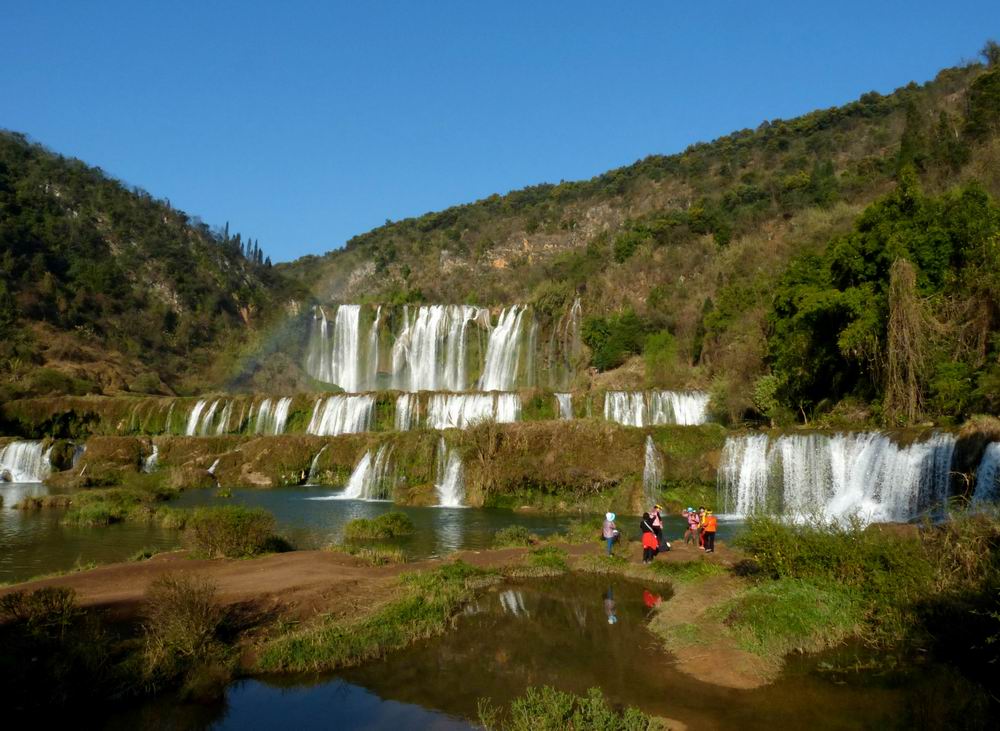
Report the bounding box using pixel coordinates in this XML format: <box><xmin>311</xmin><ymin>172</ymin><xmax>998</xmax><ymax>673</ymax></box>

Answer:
<box><xmin>0</xmin><ymin>131</ymin><xmax>305</xmax><ymax>398</ymax></box>
<box><xmin>281</xmin><ymin>44</ymin><xmax>1000</xmax><ymax>426</ymax></box>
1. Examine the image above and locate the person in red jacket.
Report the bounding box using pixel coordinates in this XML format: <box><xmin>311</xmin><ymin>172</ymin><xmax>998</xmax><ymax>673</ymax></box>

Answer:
<box><xmin>640</xmin><ymin>512</ymin><xmax>659</xmax><ymax>563</ymax></box>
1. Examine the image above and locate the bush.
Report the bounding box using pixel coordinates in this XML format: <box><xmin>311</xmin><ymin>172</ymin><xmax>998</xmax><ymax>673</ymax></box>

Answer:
<box><xmin>184</xmin><ymin>505</ymin><xmax>276</xmax><ymax>558</ymax></box>
<box><xmin>342</xmin><ymin>511</ymin><xmax>415</xmax><ymax>541</ymax></box>
<box><xmin>0</xmin><ymin>587</ymin><xmax>78</xmax><ymax>639</ymax></box>
<box><xmin>479</xmin><ymin>686</ymin><xmax>658</xmax><ymax>731</ymax></box>
<box><xmin>493</xmin><ymin>525</ymin><xmax>535</xmax><ymax>548</ymax></box>
<box><xmin>141</xmin><ymin>573</ymin><xmax>227</xmax><ymax>693</ymax></box>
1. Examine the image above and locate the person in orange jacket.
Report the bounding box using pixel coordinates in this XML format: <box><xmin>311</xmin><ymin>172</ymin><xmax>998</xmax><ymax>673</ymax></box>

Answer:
<box><xmin>702</xmin><ymin>510</ymin><xmax>718</xmax><ymax>553</ymax></box>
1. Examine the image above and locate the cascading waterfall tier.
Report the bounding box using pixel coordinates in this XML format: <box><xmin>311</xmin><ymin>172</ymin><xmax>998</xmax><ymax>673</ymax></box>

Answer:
<box><xmin>395</xmin><ymin>393</ymin><xmax>418</xmax><ymax>431</ymax></box>
<box><xmin>0</xmin><ymin>441</ymin><xmax>52</xmax><ymax>483</ymax></box>
<box><xmin>425</xmin><ymin>393</ymin><xmax>522</xmax><ymax>430</ymax></box>
<box><xmin>339</xmin><ymin>444</ymin><xmax>397</xmax><ymax>500</ymax></box>
<box><xmin>642</xmin><ymin>435</ymin><xmax>664</xmax><ymax>507</ymax></box>
<box><xmin>434</xmin><ymin>437</ymin><xmax>465</xmax><ymax>507</ymax></box>
<box><xmin>972</xmin><ymin>443</ymin><xmax>1000</xmax><ymax>504</ymax></box>
<box><xmin>255</xmin><ymin>398</ymin><xmax>293</xmax><ymax>435</ymax></box>
<box><xmin>604</xmin><ymin>390</ymin><xmax>710</xmax><ymax>427</ymax></box>
<box><xmin>307</xmin><ymin>395</ymin><xmax>375</xmax><ymax>436</ymax></box>
<box><xmin>718</xmin><ymin>431</ymin><xmax>957</xmax><ymax>523</ymax></box>
<box><xmin>304</xmin><ymin>303</ymin><xmax>542</xmax><ymax>392</ymax></box>
<box><xmin>555</xmin><ymin>393</ymin><xmax>573</xmax><ymax>420</ymax></box>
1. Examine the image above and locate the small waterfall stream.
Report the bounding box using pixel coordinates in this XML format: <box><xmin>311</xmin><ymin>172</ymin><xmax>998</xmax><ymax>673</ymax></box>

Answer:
<box><xmin>340</xmin><ymin>445</ymin><xmax>396</xmax><ymax>500</ymax></box>
<box><xmin>307</xmin><ymin>395</ymin><xmax>375</xmax><ymax>436</ymax></box>
<box><xmin>479</xmin><ymin>306</ymin><xmax>527</xmax><ymax>391</ymax></box>
<box><xmin>434</xmin><ymin>438</ymin><xmax>465</xmax><ymax>507</ymax></box>
<box><xmin>0</xmin><ymin>441</ymin><xmax>52</xmax><ymax>483</ymax></box>
<box><xmin>142</xmin><ymin>444</ymin><xmax>159</xmax><ymax>474</ymax></box>
<box><xmin>972</xmin><ymin>443</ymin><xmax>1000</xmax><ymax>504</ymax></box>
<box><xmin>642</xmin><ymin>435</ymin><xmax>664</xmax><ymax>507</ymax></box>
<box><xmin>604</xmin><ymin>390</ymin><xmax>710</xmax><ymax>427</ymax></box>
<box><xmin>555</xmin><ymin>393</ymin><xmax>573</xmax><ymax>419</ymax></box>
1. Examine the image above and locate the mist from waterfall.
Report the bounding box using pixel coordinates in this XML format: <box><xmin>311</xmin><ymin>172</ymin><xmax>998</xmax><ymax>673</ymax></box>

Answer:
<box><xmin>604</xmin><ymin>390</ymin><xmax>710</xmax><ymax>427</ymax></box>
<box><xmin>718</xmin><ymin>432</ymin><xmax>957</xmax><ymax>523</ymax></box>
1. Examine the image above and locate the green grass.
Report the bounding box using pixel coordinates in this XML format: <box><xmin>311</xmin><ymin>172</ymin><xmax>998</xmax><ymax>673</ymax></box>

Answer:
<box><xmin>342</xmin><ymin>511</ymin><xmax>415</xmax><ymax>541</ymax></box>
<box><xmin>493</xmin><ymin>525</ymin><xmax>536</xmax><ymax>548</ymax></box>
<box><xmin>255</xmin><ymin>561</ymin><xmax>490</xmax><ymax>672</ymax></box>
<box><xmin>646</xmin><ymin>559</ymin><xmax>726</xmax><ymax>582</ymax></box>
<box><xmin>329</xmin><ymin>544</ymin><xmax>407</xmax><ymax>566</ymax></box>
<box><xmin>478</xmin><ymin>686</ymin><xmax>661</xmax><ymax>731</ymax></box>
<box><xmin>717</xmin><ymin>578</ymin><xmax>862</xmax><ymax>656</ymax></box>
<box><xmin>524</xmin><ymin>547</ymin><xmax>569</xmax><ymax>573</ymax></box>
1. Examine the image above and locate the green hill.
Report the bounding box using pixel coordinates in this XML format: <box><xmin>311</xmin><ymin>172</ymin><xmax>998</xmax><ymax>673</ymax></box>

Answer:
<box><xmin>280</xmin><ymin>45</ymin><xmax>1000</xmax><ymax>426</ymax></box>
<box><xmin>0</xmin><ymin>130</ymin><xmax>305</xmax><ymax>398</ymax></box>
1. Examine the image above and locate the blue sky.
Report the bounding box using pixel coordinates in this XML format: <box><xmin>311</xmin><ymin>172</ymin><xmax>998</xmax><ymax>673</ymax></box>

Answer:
<box><xmin>3</xmin><ymin>1</ymin><xmax>999</xmax><ymax>261</ymax></box>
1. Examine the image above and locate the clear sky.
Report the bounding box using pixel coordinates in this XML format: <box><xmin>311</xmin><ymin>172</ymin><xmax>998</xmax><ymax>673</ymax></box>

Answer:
<box><xmin>3</xmin><ymin>1</ymin><xmax>999</xmax><ymax>262</ymax></box>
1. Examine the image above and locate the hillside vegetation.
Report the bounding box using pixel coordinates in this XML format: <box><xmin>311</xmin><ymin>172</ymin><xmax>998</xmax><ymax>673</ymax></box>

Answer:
<box><xmin>282</xmin><ymin>44</ymin><xmax>1000</xmax><ymax>426</ymax></box>
<box><xmin>0</xmin><ymin>131</ymin><xmax>305</xmax><ymax>398</ymax></box>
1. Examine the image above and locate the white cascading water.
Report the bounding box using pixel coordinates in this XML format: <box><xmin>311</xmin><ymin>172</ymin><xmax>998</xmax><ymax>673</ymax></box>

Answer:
<box><xmin>642</xmin><ymin>435</ymin><xmax>664</xmax><ymax>506</ymax></box>
<box><xmin>425</xmin><ymin>393</ymin><xmax>521</xmax><ymax>430</ymax></box>
<box><xmin>307</xmin><ymin>395</ymin><xmax>375</xmax><ymax>436</ymax></box>
<box><xmin>718</xmin><ymin>432</ymin><xmax>957</xmax><ymax>523</ymax></box>
<box><xmin>142</xmin><ymin>444</ymin><xmax>159</xmax><ymax>474</ymax></box>
<box><xmin>306</xmin><ymin>445</ymin><xmax>328</xmax><ymax>485</ymax></box>
<box><xmin>395</xmin><ymin>393</ymin><xmax>418</xmax><ymax>431</ymax></box>
<box><xmin>479</xmin><ymin>306</ymin><xmax>526</xmax><ymax>391</ymax></box>
<box><xmin>306</xmin><ymin>305</ymin><xmax>369</xmax><ymax>391</ymax></box>
<box><xmin>972</xmin><ymin>443</ymin><xmax>1000</xmax><ymax>504</ymax></box>
<box><xmin>0</xmin><ymin>441</ymin><xmax>52</xmax><ymax>483</ymax></box>
<box><xmin>185</xmin><ymin>400</ymin><xmax>208</xmax><ymax>436</ymax></box>
<box><xmin>339</xmin><ymin>444</ymin><xmax>396</xmax><ymax>500</ymax></box>
<box><xmin>555</xmin><ymin>393</ymin><xmax>573</xmax><ymax>420</ymax></box>
<box><xmin>215</xmin><ymin>401</ymin><xmax>234</xmax><ymax>435</ymax></box>
<box><xmin>392</xmin><ymin>305</ymin><xmax>486</xmax><ymax>392</ymax></box>
<box><xmin>434</xmin><ymin>437</ymin><xmax>465</xmax><ymax>507</ymax></box>
<box><xmin>255</xmin><ymin>397</ymin><xmax>293</xmax><ymax>435</ymax></box>
<box><xmin>605</xmin><ymin>390</ymin><xmax>710</xmax><ymax>427</ymax></box>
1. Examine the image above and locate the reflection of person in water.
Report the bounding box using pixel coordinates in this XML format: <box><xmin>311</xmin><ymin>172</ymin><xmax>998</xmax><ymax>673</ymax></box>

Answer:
<box><xmin>604</xmin><ymin>586</ymin><xmax>618</xmax><ymax>625</ymax></box>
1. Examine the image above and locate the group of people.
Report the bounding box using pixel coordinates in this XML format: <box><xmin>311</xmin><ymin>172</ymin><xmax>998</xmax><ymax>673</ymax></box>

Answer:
<box><xmin>681</xmin><ymin>506</ymin><xmax>718</xmax><ymax>553</ymax></box>
<box><xmin>600</xmin><ymin>505</ymin><xmax>718</xmax><ymax>558</ymax></box>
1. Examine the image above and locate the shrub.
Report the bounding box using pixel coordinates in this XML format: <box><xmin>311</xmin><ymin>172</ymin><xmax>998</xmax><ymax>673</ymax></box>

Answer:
<box><xmin>0</xmin><ymin>587</ymin><xmax>78</xmax><ymax>639</ymax></box>
<box><xmin>141</xmin><ymin>573</ymin><xmax>227</xmax><ymax>692</ymax></box>
<box><xmin>479</xmin><ymin>686</ymin><xmax>658</xmax><ymax>731</ymax></box>
<box><xmin>184</xmin><ymin>505</ymin><xmax>276</xmax><ymax>558</ymax></box>
<box><xmin>342</xmin><ymin>511</ymin><xmax>415</xmax><ymax>541</ymax></box>
<box><xmin>493</xmin><ymin>525</ymin><xmax>535</xmax><ymax>548</ymax></box>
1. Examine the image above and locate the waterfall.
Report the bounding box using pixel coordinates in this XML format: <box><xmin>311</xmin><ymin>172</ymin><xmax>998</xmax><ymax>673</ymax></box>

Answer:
<box><xmin>605</xmin><ymin>390</ymin><xmax>710</xmax><ymax>427</ymax></box>
<box><xmin>555</xmin><ymin>393</ymin><xmax>573</xmax><ymax>420</ymax></box>
<box><xmin>185</xmin><ymin>400</ymin><xmax>208</xmax><ymax>436</ymax></box>
<box><xmin>425</xmin><ymin>393</ymin><xmax>521</xmax><ymax>430</ymax></box>
<box><xmin>435</xmin><ymin>437</ymin><xmax>465</xmax><ymax>507</ymax></box>
<box><xmin>340</xmin><ymin>444</ymin><xmax>396</xmax><ymax>501</ymax></box>
<box><xmin>0</xmin><ymin>441</ymin><xmax>52</xmax><ymax>483</ymax></box>
<box><xmin>307</xmin><ymin>395</ymin><xmax>375</xmax><ymax>436</ymax></box>
<box><xmin>215</xmin><ymin>401</ymin><xmax>234</xmax><ymax>435</ymax></box>
<box><xmin>305</xmin><ymin>305</ymin><xmax>372</xmax><ymax>391</ymax></box>
<box><xmin>479</xmin><ymin>306</ymin><xmax>526</xmax><ymax>391</ymax></box>
<box><xmin>255</xmin><ymin>397</ymin><xmax>293</xmax><ymax>435</ymax></box>
<box><xmin>392</xmin><ymin>305</ymin><xmax>485</xmax><ymax>391</ymax></box>
<box><xmin>306</xmin><ymin>445</ymin><xmax>328</xmax><ymax>485</ymax></box>
<box><xmin>972</xmin><ymin>443</ymin><xmax>1000</xmax><ymax>504</ymax></box>
<box><xmin>718</xmin><ymin>432</ymin><xmax>957</xmax><ymax>523</ymax></box>
<box><xmin>642</xmin><ymin>435</ymin><xmax>664</xmax><ymax>506</ymax></box>
<box><xmin>395</xmin><ymin>393</ymin><xmax>418</xmax><ymax>431</ymax></box>
<box><xmin>142</xmin><ymin>444</ymin><xmax>159</xmax><ymax>474</ymax></box>
<box><xmin>207</xmin><ymin>458</ymin><xmax>220</xmax><ymax>475</ymax></box>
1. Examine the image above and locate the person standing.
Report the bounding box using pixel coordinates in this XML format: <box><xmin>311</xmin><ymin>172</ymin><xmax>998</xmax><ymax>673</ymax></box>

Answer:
<box><xmin>651</xmin><ymin>504</ymin><xmax>664</xmax><ymax>547</ymax></box>
<box><xmin>602</xmin><ymin>512</ymin><xmax>618</xmax><ymax>556</ymax></box>
<box><xmin>640</xmin><ymin>512</ymin><xmax>658</xmax><ymax>563</ymax></box>
<box><xmin>702</xmin><ymin>510</ymin><xmax>718</xmax><ymax>553</ymax></box>
<box><xmin>682</xmin><ymin>507</ymin><xmax>700</xmax><ymax>546</ymax></box>
<box><xmin>697</xmin><ymin>506</ymin><xmax>707</xmax><ymax>550</ymax></box>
